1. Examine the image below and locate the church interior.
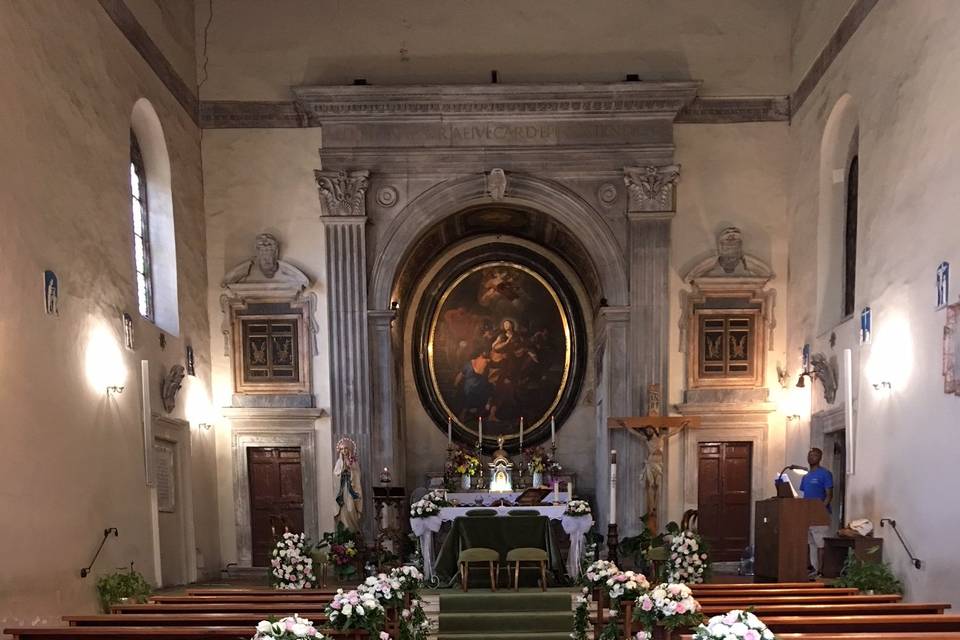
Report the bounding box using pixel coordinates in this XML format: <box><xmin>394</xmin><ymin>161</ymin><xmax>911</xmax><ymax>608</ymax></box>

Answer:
<box><xmin>3</xmin><ymin>1</ymin><xmax>960</xmax><ymax>639</ymax></box>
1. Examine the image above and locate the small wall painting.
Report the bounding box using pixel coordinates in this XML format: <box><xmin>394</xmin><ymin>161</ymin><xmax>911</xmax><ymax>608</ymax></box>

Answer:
<box><xmin>802</xmin><ymin>343</ymin><xmax>811</xmax><ymax>370</ymax></box>
<box><xmin>43</xmin><ymin>270</ymin><xmax>58</xmax><ymax>316</ymax></box>
<box><xmin>937</xmin><ymin>261</ymin><xmax>950</xmax><ymax>310</ymax></box>
<box><xmin>944</xmin><ymin>302</ymin><xmax>960</xmax><ymax>396</ymax></box>
<box><xmin>186</xmin><ymin>345</ymin><xmax>196</xmax><ymax>376</ymax></box>
<box><xmin>860</xmin><ymin>307</ymin><xmax>872</xmax><ymax>345</ymax></box>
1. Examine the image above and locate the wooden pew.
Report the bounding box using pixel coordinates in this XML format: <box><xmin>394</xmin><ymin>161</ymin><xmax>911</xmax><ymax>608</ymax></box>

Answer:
<box><xmin>757</xmin><ymin>614</ymin><xmax>960</xmax><ymax>634</ymax></box>
<box><xmin>112</xmin><ymin>603</ymin><xmax>331</xmax><ymax>614</ymax></box>
<box><xmin>694</xmin><ymin>581</ymin><xmax>826</xmax><ymax>590</ymax></box>
<box><xmin>65</xmin><ymin>614</ymin><xmax>330</xmax><ymax>627</ymax></box>
<box><xmin>699</xmin><ymin>603</ymin><xmax>951</xmax><ymax>617</ymax></box>
<box><xmin>682</xmin><ymin>634</ymin><xmax>960</xmax><ymax>639</ymax></box>
<box><xmin>150</xmin><ymin>595</ymin><xmax>333</xmax><ymax>603</ymax></box>
<box><xmin>186</xmin><ymin>588</ymin><xmax>339</xmax><ymax>596</ymax></box>
<box><xmin>688</xmin><ymin>587</ymin><xmax>859</xmax><ymax>598</ymax></box>
<box><xmin>696</xmin><ymin>594</ymin><xmax>903</xmax><ymax>606</ymax></box>
<box><xmin>5</xmin><ymin>628</ymin><xmax>368</xmax><ymax>640</ymax></box>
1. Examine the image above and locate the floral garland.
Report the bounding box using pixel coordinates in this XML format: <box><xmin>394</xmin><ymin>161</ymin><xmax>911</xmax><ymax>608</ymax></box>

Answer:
<box><xmin>409</xmin><ymin>499</ymin><xmax>441</xmax><ymax>520</ymax></box>
<box><xmin>359</xmin><ymin>573</ymin><xmax>405</xmax><ymax>609</ymax></box>
<box><xmin>270</xmin><ymin>532</ymin><xmax>317</xmax><ymax>589</ymax></box>
<box><xmin>253</xmin><ymin>615</ymin><xmax>323</xmax><ymax>639</ymax></box>
<box><xmin>634</xmin><ymin>582</ymin><xmax>705</xmax><ymax>632</ymax></box>
<box><xmin>693</xmin><ymin>610</ymin><xmax>776</xmax><ymax>640</ymax></box>
<box><xmin>389</xmin><ymin>565</ymin><xmax>425</xmax><ymax>596</ymax></box>
<box><xmin>665</xmin><ymin>530</ymin><xmax>709</xmax><ymax>584</ymax></box>
<box><xmin>326</xmin><ymin>589</ymin><xmax>386</xmax><ymax>636</ymax></box>
<box><xmin>606</xmin><ymin>570</ymin><xmax>651</xmax><ymax>604</ymax></box>
<box><xmin>582</xmin><ymin>559</ymin><xmax>619</xmax><ymax>590</ymax></box>
<box><xmin>390</xmin><ymin>566</ymin><xmax>429</xmax><ymax>640</ymax></box>
<box><xmin>564</xmin><ymin>500</ymin><xmax>592</xmax><ymax>517</ymax></box>
<box><xmin>572</xmin><ymin>587</ymin><xmax>591</xmax><ymax>640</ymax></box>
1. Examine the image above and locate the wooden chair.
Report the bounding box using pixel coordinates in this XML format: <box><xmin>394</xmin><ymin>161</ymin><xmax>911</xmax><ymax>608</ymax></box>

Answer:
<box><xmin>457</xmin><ymin>547</ymin><xmax>499</xmax><ymax>592</ymax></box>
<box><xmin>505</xmin><ymin>547</ymin><xmax>548</xmax><ymax>591</ymax></box>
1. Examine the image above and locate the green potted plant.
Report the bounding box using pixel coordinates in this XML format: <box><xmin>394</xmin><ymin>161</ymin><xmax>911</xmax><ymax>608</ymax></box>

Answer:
<box><xmin>95</xmin><ymin>565</ymin><xmax>152</xmax><ymax>613</ymax></box>
<box><xmin>833</xmin><ymin>549</ymin><xmax>903</xmax><ymax>594</ymax></box>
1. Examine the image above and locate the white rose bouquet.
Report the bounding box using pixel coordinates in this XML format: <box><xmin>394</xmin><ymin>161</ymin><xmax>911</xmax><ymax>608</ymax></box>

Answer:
<box><xmin>665</xmin><ymin>529</ymin><xmax>709</xmax><ymax>584</ymax></box>
<box><xmin>409</xmin><ymin>499</ymin><xmax>441</xmax><ymax>520</ymax></box>
<box><xmin>582</xmin><ymin>559</ymin><xmax>620</xmax><ymax>590</ymax></box>
<box><xmin>325</xmin><ymin>589</ymin><xmax>386</xmax><ymax>634</ymax></box>
<box><xmin>693</xmin><ymin>610</ymin><xmax>775</xmax><ymax>640</ymax></box>
<box><xmin>270</xmin><ymin>532</ymin><xmax>317</xmax><ymax>589</ymax></box>
<box><xmin>564</xmin><ymin>500</ymin><xmax>592</xmax><ymax>517</ymax></box>
<box><xmin>359</xmin><ymin>573</ymin><xmax>405</xmax><ymax>609</ymax></box>
<box><xmin>634</xmin><ymin>582</ymin><xmax>704</xmax><ymax>632</ymax></box>
<box><xmin>421</xmin><ymin>490</ymin><xmax>451</xmax><ymax>506</ymax></box>
<box><xmin>606</xmin><ymin>570</ymin><xmax>651</xmax><ymax>604</ymax></box>
<box><xmin>389</xmin><ymin>565</ymin><xmax>425</xmax><ymax>597</ymax></box>
<box><xmin>252</xmin><ymin>615</ymin><xmax>323</xmax><ymax>639</ymax></box>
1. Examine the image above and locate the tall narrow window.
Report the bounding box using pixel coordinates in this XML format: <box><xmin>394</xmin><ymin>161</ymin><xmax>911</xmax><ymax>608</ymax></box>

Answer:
<box><xmin>130</xmin><ymin>132</ymin><xmax>154</xmax><ymax>319</ymax></box>
<box><xmin>842</xmin><ymin>155</ymin><xmax>859</xmax><ymax>317</ymax></box>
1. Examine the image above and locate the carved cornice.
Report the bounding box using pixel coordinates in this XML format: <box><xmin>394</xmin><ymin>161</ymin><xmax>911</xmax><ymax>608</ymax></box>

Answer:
<box><xmin>315</xmin><ymin>169</ymin><xmax>370</xmax><ymax>217</ymax></box>
<box><xmin>623</xmin><ymin>165</ymin><xmax>681</xmax><ymax>213</ymax></box>
<box><xmin>292</xmin><ymin>82</ymin><xmax>701</xmax><ymax>124</ymax></box>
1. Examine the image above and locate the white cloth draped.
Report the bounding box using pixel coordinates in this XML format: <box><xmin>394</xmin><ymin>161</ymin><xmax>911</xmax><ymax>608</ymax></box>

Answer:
<box><xmin>560</xmin><ymin>514</ymin><xmax>594</xmax><ymax>578</ymax></box>
<box><xmin>410</xmin><ymin>514</ymin><xmax>443</xmax><ymax>580</ymax></box>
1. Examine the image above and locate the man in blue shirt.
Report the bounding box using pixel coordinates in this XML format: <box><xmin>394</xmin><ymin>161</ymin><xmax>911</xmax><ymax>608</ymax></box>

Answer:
<box><xmin>799</xmin><ymin>447</ymin><xmax>834</xmax><ymax>576</ymax></box>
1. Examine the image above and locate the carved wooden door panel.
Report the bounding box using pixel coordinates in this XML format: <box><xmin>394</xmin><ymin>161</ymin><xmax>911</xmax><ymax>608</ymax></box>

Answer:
<box><xmin>698</xmin><ymin>442</ymin><xmax>752</xmax><ymax>562</ymax></box>
<box><xmin>248</xmin><ymin>447</ymin><xmax>305</xmax><ymax>566</ymax></box>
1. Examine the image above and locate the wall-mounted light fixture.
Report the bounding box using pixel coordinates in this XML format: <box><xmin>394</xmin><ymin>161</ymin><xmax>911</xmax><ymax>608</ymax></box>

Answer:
<box><xmin>106</xmin><ymin>385</ymin><xmax>125</xmax><ymax>396</ymax></box>
<box><xmin>85</xmin><ymin>324</ymin><xmax>127</xmax><ymax>396</ymax></box>
<box><xmin>198</xmin><ymin>422</ymin><xmax>214</xmax><ymax>431</ymax></box>
<box><xmin>872</xmin><ymin>381</ymin><xmax>892</xmax><ymax>391</ymax></box>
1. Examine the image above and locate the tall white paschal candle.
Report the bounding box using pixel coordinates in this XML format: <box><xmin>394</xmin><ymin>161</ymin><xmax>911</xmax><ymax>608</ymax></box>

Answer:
<box><xmin>609</xmin><ymin>449</ymin><xmax>617</xmax><ymax>525</ymax></box>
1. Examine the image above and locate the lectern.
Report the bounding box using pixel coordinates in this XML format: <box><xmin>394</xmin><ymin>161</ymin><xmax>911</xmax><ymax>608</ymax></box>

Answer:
<box><xmin>754</xmin><ymin>497</ymin><xmax>830</xmax><ymax>582</ymax></box>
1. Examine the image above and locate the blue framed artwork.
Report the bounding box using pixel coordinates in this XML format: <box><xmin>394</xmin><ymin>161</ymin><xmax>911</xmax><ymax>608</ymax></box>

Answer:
<box><xmin>937</xmin><ymin>261</ymin><xmax>950</xmax><ymax>310</ymax></box>
<box><xmin>43</xmin><ymin>270</ymin><xmax>59</xmax><ymax>316</ymax></box>
<box><xmin>802</xmin><ymin>343</ymin><xmax>811</xmax><ymax>370</ymax></box>
<box><xmin>860</xmin><ymin>306</ymin><xmax>872</xmax><ymax>344</ymax></box>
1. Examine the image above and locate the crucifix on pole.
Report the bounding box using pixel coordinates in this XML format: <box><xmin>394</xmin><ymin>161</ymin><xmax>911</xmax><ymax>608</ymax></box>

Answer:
<box><xmin>606</xmin><ymin>414</ymin><xmax>700</xmax><ymax>539</ymax></box>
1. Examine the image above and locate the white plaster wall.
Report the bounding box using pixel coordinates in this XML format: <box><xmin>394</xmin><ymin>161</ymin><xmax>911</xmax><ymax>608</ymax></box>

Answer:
<box><xmin>201</xmin><ymin>128</ymin><xmax>339</xmax><ymax>564</ymax></box>
<box><xmin>196</xmin><ymin>0</ymin><xmax>793</xmax><ymax>100</ymax></box>
<box><xmin>786</xmin><ymin>0</ymin><xmax>960</xmax><ymax>606</ymax></box>
<box><xmin>0</xmin><ymin>0</ymin><xmax>216</xmax><ymax>623</ymax></box>
<box><xmin>125</xmin><ymin>0</ymin><xmax>198</xmax><ymax>89</ymax></box>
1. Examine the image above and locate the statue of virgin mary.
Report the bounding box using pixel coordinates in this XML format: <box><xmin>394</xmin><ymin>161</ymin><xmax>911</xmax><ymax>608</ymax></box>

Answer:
<box><xmin>334</xmin><ymin>437</ymin><xmax>363</xmax><ymax>532</ymax></box>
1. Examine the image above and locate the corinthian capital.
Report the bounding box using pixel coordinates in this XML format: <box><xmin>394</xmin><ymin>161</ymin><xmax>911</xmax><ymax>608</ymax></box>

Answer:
<box><xmin>623</xmin><ymin>165</ymin><xmax>680</xmax><ymax>213</ymax></box>
<box><xmin>315</xmin><ymin>169</ymin><xmax>370</xmax><ymax>217</ymax></box>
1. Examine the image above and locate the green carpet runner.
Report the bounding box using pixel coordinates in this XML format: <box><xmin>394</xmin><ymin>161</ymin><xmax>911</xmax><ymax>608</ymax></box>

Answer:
<box><xmin>437</xmin><ymin>590</ymin><xmax>574</xmax><ymax>640</ymax></box>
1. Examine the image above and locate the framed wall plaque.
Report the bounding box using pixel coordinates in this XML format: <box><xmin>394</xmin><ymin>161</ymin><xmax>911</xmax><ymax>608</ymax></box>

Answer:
<box><xmin>231</xmin><ymin>302</ymin><xmax>310</xmax><ymax>395</ymax></box>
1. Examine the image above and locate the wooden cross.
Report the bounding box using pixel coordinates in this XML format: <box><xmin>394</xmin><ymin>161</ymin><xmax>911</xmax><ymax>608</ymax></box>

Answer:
<box><xmin>607</xmin><ymin>415</ymin><xmax>700</xmax><ymax>535</ymax></box>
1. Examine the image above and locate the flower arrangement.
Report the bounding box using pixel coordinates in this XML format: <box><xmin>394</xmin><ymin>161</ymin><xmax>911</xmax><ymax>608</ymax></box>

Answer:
<box><xmin>389</xmin><ymin>565</ymin><xmax>425</xmax><ymax>597</ymax></box>
<box><xmin>523</xmin><ymin>446</ymin><xmax>560</xmax><ymax>473</ymax></box>
<box><xmin>665</xmin><ymin>530</ymin><xmax>709</xmax><ymax>584</ymax></box>
<box><xmin>634</xmin><ymin>582</ymin><xmax>705</xmax><ymax>632</ymax></box>
<box><xmin>564</xmin><ymin>500</ymin><xmax>592</xmax><ymax>517</ymax></box>
<box><xmin>421</xmin><ymin>490</ymin><xmax>451</xmax><ymax>507</ymax></box>
<box><xmin>398</xmin><ymin>597</ymin><xmax>430</xmax><ymax>640</ymax></box>
<box><xmin>582</xmin><ymin>559</ymin><xmax>620</xmax><ymax>590</ymax></box>
<box><xmin>359</xmin><ymin>573</ymin><xmax>405</xmax><ymax>609</ymax></box>
<box><xmin>95</xmin><ymin>566</ymin><xmax>152</xmax><ymax>613</ymax></box>
<box><xmin>270</xmin><ymin>532</ymin><xmax>317</xmax><ymax>589</ymax></box>
<box><xmin>409</xmin><ymin>499</ymin><xmax>441</xmax><ymax>520</ymax></box>
<box><xmin>322</xmin><ymin>523</ymin><xmax>364</xmax><ymax>580</ymax></box>
<box><xmin>692</xmin><ymin>610</ymin><xmax>775</xmax><ymax>640</ymax></box>
<box><xmin>326</xmin><ymin>589</ymin><xmax>386</xmax><ymax>635</ymax></box>
<box><xmin>606</xmin><ymin>570</ymin><xmax>651</xmax><ymax>604</ymax></box>
<box><xmin>572</xmin><ymin>587</ymin><xmax>591</xmax><ymax>640</ymax></box>
<box><xmin>447</xmin><ymin>447</ymin><xmax>481</xmax><ymax>477</ymax></box>
<box><xmin>253</xmin><ymin>615</ymin><xmax>324</xmax><ymax>639</ymax></box>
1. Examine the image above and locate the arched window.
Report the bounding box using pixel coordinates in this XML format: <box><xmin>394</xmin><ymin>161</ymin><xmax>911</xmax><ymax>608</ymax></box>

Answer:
<box><xmin>130</xmin><ymin>132</ymin><xmax>154</xmax><ymax>320</ymax></box>
<box><xmin>130</xmin><ymin>98</ymin><xmax>179</xmax><ymax>335</ymax></box>
<box><xmin>842</xmin><ymin>155</ymin><xmax>859</xmax><ymax>318</ymax></box>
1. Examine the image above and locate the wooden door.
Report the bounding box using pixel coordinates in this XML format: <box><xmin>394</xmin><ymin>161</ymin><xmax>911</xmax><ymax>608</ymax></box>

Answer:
<box><xmin>698</xmin><ymin>441</ymin><xmax>752</xmax><ymax>562</ymax></box>
<box><xmin>248</xmin><ymin>447</ymin><xmax>305</xmax><ymax>566</ymax></box>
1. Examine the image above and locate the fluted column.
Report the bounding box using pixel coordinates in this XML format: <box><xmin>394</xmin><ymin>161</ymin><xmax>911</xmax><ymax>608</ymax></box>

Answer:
<box><xmin>369</xmin><ymin>309</ymin><xmax>402</xmax><ymax>481</ymax></box>
<box><xmin>594</xmin><ymin>306</ymin><xmax>631</xmax><ymax>534</ymax></box>
<box><xmin>316</xmin><ymin>169</ymin><xmax>374</xmax><ymax>535</ymax></box>
<box><xmin>618</xmin><ymin>165</ymin><xmax>680</xmax><ymax>536</ymax></box>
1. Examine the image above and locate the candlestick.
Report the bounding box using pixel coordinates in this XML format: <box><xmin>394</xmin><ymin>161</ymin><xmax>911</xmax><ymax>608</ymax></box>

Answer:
<box><xmin>552</xmin><ymin>478</ymin><xmax>559</xmax><ymax>505</ymax></box>
<box><xmin>519</xmin><ymin>416</ymin><xmax>524</xmax><ymax>450</ymax></box>
<box><xmin>609</xmin><ymin>449</ymin><xmax>617</xmax><ymax>525</ymax></box>
<box><xmin>447</xmin><ymin>416</ymin><xmax>452</xmax><ymax>444</ymax></box>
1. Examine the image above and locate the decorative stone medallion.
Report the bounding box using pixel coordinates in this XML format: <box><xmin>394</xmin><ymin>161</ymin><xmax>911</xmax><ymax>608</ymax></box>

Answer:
<box><xmin>597</xmin><ymin>182</ymin><xmax>619</xmax><ymax>208</ymax></box>
<box><xmin>376</xmin><ymin>186</ymin><xmax>399</xmax><ymax>208</ymax></box>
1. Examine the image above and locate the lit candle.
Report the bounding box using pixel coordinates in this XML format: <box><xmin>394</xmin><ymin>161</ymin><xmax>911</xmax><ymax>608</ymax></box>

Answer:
<box><xmin>609</xmin><ymin>450</ymin><xmax>617</xmax><ymax>525</ymax></box>
<box><xmin>551</xmin><ymin>415</ymin><xmax>556</xmax><ymax>444</ymax></box>
<box><xmin>519</xmin><ymin>417</ymin><xmax>524</xmax><ymax>449</ymax></box>
<box><xmin>447</xmin><ymin>416</ymin><xmax>452</xmax><ymax>444</ymax></box>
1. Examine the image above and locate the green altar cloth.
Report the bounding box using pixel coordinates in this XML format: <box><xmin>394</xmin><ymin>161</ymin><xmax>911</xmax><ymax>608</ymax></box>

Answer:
<box><xmin>434</xmin><ymin>516</ymin><xmax>566</xmax><ymax>587</ymax></box>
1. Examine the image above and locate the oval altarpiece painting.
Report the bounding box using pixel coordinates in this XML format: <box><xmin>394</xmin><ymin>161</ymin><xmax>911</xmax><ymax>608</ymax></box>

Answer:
<box><xmin>414</xmin><ymin>245</ymin><xmax>585</xmax><ymax>449</ymax></box>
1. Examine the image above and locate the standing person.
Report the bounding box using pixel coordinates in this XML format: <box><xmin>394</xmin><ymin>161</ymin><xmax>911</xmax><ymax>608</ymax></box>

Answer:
<box><xmin>799</xmin><ymin>447</ymin><xmax>833</xmax><ymax>576</ymax></box>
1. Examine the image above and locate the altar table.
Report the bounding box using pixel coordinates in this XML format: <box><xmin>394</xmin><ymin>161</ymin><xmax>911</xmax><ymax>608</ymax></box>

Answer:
<box><xmin>433</xmin><ymin>515</ymin><xmax>564</xmax><ymax>587</ymax></box>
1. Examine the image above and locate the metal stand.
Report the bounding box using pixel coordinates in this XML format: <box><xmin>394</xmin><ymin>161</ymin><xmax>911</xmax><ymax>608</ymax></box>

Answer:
<box><xmin>606</xmin><ymin>523</ymin><xmax>619</xmax><ymax>566</ymax></box>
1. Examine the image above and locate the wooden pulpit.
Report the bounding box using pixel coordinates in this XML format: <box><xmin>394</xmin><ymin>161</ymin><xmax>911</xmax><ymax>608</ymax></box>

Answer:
<box><xmin>754</xmin><ymin>497</ymin><xmax>830</xmax><ymax>582</ymax></box>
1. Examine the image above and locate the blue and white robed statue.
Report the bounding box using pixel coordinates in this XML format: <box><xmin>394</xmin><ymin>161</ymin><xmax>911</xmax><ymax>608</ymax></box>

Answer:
<box><xmin>937</xmin><ymin>261</ymin><xmax>950</xmax><ymax>310</ymax></box>
<box><xmin>860</xmin><ymin>307</ymin><xmax>872</xmax><ymax>344</ymax></box>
